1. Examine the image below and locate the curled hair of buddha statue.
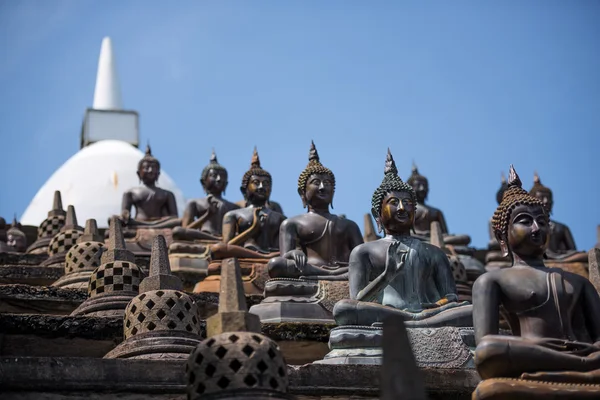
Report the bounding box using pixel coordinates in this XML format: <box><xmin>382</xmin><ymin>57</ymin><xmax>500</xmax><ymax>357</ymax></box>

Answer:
<box><xmin>240</xmin><ymin>147</ymin><xmax>272</xmax><ymax>196</ymax></box>
<box><xmin>371</xmin><ymin>148</ymin><xmax>417</xmax><ymax>232</ymax></box>
<box><xmin>492</xmin><ymin>165</ymin><xmax>547</xmax><ymax>242</ymax></box>
<box><xmin>138</xmin><ymin>143</ymin><xmax>161</xmax><ymax>170</ymax></box>
<box><xmin>200</xmin><ymin>149</ymin><xmax>227</xmax><ymax>193</ymax></box>
<box><xmin>297</xmin><ymin>140</ymin><xmax>336</xmax><ymax>209</ymax></box>
<box><xmin>406</xmin><ymin>161</ymin><xmax>428</xmax><ymax>187</ymax></box>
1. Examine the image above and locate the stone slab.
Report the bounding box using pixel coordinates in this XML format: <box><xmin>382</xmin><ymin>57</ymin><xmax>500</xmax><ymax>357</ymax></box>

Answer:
<box><xmin>0</xmin><ymin>284</ymin><xmax>87</xmax><ymax>315</ymax></box>
<box><xmin>0</xmin><ymin>357</ymin><xmax>479</xmax><ymax>399</ymax></box>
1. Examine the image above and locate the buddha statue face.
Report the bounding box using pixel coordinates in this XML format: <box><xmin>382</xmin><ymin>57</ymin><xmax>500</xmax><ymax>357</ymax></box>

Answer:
<box><xmin>137</xmin><ymin>160</ymin><xmax>160</xmax><ymax>186</ymax></box>
<box><xmin>245</xmin><ymin>174</ymin><xmax>272</xmax><ymax>204</ymax></box>
<box><xmin>379</xmin><ymin>190</ymin><xmax>415</xmax><ymax>235</ymax></box>
<box><xmin>201</xmin><ymin>168</ymin><xmax>228</xmax><ymax>196</ymax></box>
<box><xmin>410</xmin><ymin>177</ymin><xmax>428</xmax><ymax>203</ymax></box>
<box><xmin>7</xmin><ymin>232</ymin><xmax>26</xmax><ymax>252</ymax></box>
<box><xmin>302</xmin><ymin>173</ymin><xmax>334</xmax><ymax>209</ymax></box>
<box><xmin>499</xmin><ymin>203</ymin><xmax>549</xmax><ymax>259</ymax></box>
<box><xmin>532</xmin><ymin>189</ymin><xmax>553</xmax><ymax>215</ymax></box>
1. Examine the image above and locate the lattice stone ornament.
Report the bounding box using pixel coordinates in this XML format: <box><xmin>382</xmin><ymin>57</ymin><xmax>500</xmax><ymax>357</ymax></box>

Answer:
<box><xmin>186</xmin><ymin>332</ymin><xmax>289</xmax><ymax>399</ymax></box>
<box><xmin>48</xmin><ymin>205</ymin><xmax>83</xmax><ymax>257</ymax></box>
<box><xmin>27</xmin><ymin>190</ymin><xmax>67</xmax><ymax>254</ymax></box>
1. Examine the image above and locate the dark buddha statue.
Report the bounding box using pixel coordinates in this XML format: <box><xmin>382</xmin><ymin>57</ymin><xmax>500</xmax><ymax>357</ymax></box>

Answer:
<box><xmin>209</xmin><ymin>147</ymin><xmax>285</xmax><ymax>260</ymax></box>
<box><xmin>172</xmin><ymin>150</ymin><xmax>239</xmax><ymax>244</ymax></box>
<box><xmin>529</xmin><ymin>171</ymin><xmax>581</xmax><ymax>261</ymax></box>
<box><xmin>487</xmin><ymin>172</ymin><xmax>508</xmax><ymax>250</ymax></box>
<box><xmin>267</xmin><ymin>141</ymin><xmax>363</xmax><ymax>280</ymax></box>
<box><xmin>472</xmin><ymin>165</ymin><xmax>600</xmax><ymax>398</ymax></box>
<box><xmin>333</xmin><ymin>149</ymin><xmax>472</xmax><ymax>328</ymax></box>
<box><xmin>0</xmin><ymin>217</ymin><xmax>11</xmax><ymax>253</ymax></box>
<box><xmin>6</xmin><ymin>216</ymin><xmax>27</xmax><ymax>253</ymax></box>
<box><xmin>407</xmin><ymin>162</ymin><xmax>471</xmax><ymax>246</ymax></box>
<box><xmin>120</xmin><ymin>144</ymin><xmax>179</xmax><ymax>228</ymax></box>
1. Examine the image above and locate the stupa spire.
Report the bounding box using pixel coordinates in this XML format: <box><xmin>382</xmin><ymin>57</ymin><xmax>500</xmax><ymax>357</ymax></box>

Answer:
<box><xmin>92</xmin><ymin>37</ymin><xmax>123</xmax><ymax>110</ymax></box>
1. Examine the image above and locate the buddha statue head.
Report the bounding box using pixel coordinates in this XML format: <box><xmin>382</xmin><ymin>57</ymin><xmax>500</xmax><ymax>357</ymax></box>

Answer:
<box><xmin>240</xmin><ymin>147</ymin><xmax>272</xmax><ymax>206</ymax></box>
<box><xmin>297</xmin><ymin>141</ymin><xmax>335</xmax><ymax>210</ymax></box>
<box><xmin>492</xmin><ymin>165</ymin><xmax>549</xmax><ymax>260</ymax></box>
<box><xmin>496</xmin><ymin>172</ymin><xmax>508</xmax><ymax>205</ymax></box>
<box><xmin>7</xmin><ymin>216</ymin><xmax>27</xmax><ymax>253</ymax></box>
<box><xmin>137</xmin><ymin>144</ymin><xmax>161</xmax><ymax>186</ymax></box>
<box><xmin>371</xmin><ymin>149</ymin><xmax>417</xmax><ymax>235</ymax></box>
<box><xmin>200</xmin><ymin>149</ymin><xmax>228</xmax><ymax>197</ymax></box>
<box><xmin>407</xmin><ymin>162</ymin><xmax>428</xmax><ymax>203</ymax></box>
<box><xmin>529</xmin><ymin>171</ymin><xmax>553</xmax><ymax>215</ymax></box>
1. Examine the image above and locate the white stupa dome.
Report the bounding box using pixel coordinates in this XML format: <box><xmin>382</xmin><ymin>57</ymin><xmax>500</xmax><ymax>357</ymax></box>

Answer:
<box><xmin>21</xmin><ymin>140</ymin><xmax>186</xmax><ymax>227</ymax></box>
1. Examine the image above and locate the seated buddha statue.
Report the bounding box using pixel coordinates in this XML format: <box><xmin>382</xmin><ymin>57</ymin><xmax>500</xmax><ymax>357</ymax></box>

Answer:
<box><xmin>472</xmin><ymin>165</ymin><xmax>600</xmax><ymax>399</ymax></box>
<box><xmin>407</xmin><ymin>162</ymin><xmax>471</xmax><ymax>247</ymax></box>
<box><xmin>209</xmin><ymin>147</ymin><xmax>285</xmax><ymax>261</ymax></box>
<box><xmin>119</xmin><ymin>144</ymin><xmax>180</xmax><ymax>229</ymax></box>
<box><xmin>170</xmin><ymin>150</ymin><xmax>239</xmax><ymax>252</ymax></box>
<box><xmin>267</xmin><ymin>141</ymin><xmax>363</xmax><ymax>280</ymax></box>
<box><xmin>6</xmin><ymin>216</ymin><xmax>27</xmax><ymax>253</ymax></box>
<box><xmin>529</xmin><ymin>171</ymin><xmax>585</xmax><ymax>262</ymax></box>
<box><xmin>333</xmin><ymin>149</ymin><xmax>472</xmax><ymax>328</ymax></box>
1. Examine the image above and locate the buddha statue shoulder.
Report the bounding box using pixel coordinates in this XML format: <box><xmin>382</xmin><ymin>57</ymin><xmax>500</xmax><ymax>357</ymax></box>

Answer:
<box><xmin>268</xmin><ymin>141</ymin><xmax>363</xmax><ymax>280</ymax></box>
<box><xmin>235</xmin><ymin>198</ymin><xmax>285</xmax><ymax>217</ymax></box>
<box><xmin>174</xmin><ymin>150</ymin><xmax>239</xmax><ymax>242</ymax></box>
<box><xmin>529</xmin><ymin>171</ymin><xmax>582</xmax><ymax>261</ymax></box>
<box><xmin>472</xmin><ymin>165</ymin><xmax>600</xmax><ymax>387</ymax></box>
<box><xmin>407</xmin><ymin>162</ymin><xmax>471</xmax><ymax>246</ymax></box>
<box><xmin>120</xmin><ymin>144</ymin><xmax>180</xmax><ymax>229</ymax></box>
<box><xmin>333</xmin><ymin>149</ymin><xmax>472</xmax><ymax>328</ymax></box>
<box><xmin>210</xmin><ymin>147</ymin><xmax>285</xmax><ymax>260</ymax></box>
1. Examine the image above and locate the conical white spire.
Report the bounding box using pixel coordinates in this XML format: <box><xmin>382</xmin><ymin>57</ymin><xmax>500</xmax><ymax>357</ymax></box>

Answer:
<box><xmin>92</xmin><ymin>37</ymin><xmax>123</xmax><ymax>110</ymax></box>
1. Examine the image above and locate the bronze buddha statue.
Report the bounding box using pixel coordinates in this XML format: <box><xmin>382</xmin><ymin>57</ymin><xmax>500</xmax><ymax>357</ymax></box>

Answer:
<box><xmin>332</xmin><ymin>150</ymin><xmax>472</xmax><ymax>328</ymax></box>
<box><xmin>472</xmin><ymin>165</ymin><xmax>600</xmax><ymax>399</ymax></box>
<box><xmin>209</xmin><ymin>147</ymin><xmax>285</xmax><ymax>260</ymax></box>
<box><xmin>171</xmin><ymin>150</ymin><xmax>239</xmax><ymax>246</ymax></box>
<box><xmin>6</xmin><ymin>216</ymin><xmax>27</xmax><ymax>253</ymax></box>
<box><xmin>120</xmin><ymin>144</ymin><xmax>180</xmax><ymax>229</ymax></box>
<box><xmin>266</xmin><ymin>141</ymin><xmax>363</xmax><ymax>280</ymax></box>
<box><xmin>407</xmin><ymin>162</ymin><xmax>471</xmax><ymax>246</ymax></box>
<box><xmin>529</xmin><ymin>171</ymin><xmax>583</xmax><ymax>261</ymax></box>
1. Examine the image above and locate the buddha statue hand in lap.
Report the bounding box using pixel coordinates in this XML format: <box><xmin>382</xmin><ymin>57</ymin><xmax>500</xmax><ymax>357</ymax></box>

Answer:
<box><xmin>472</xmin><ymin>165</ymin><xmax>600</xmax><ymax>399</ymax></box>
<box><xmin>266</xmin><ymin>140</ymin><xmax>363</xmax><ymax>281</ymax></box>
<box><xmin>333</xmin><ymin>149</ymin><xmax>472</xmax><ymax>328</ymax></box>
<box><xmin>119</xmin><ymin>144</ymin><xmax>180</xmax><ymax>229</ymax></box>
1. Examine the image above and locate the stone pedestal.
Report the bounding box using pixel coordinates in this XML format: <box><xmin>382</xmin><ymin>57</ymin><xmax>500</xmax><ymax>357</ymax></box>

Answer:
<box><xmin>193</xmin><ymin>258</ymin><xmax>269</xmax><ymax>296</ymax></box>
<box><xmin>316</xmin><ymin>325</ymin><xmax>475</xmax><ymax>368</ymax></box>
<box><xmin>249</xmin><ymin>279</ymin><xmax>349</xmax><ymax>324</ymax></box>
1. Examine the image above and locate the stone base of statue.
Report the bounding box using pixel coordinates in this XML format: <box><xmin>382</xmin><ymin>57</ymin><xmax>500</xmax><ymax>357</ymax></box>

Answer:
<box><xmin>315</xmin><ymin>325</ymin><xmax>475</xmax><ymax>368</ymax></box>
<box><xmin>104</xmin><ymin>330</ymin><xmax>203</xmax><ymax>360</ymax></box>
<box><xmin>249</xmin><ymin>278</ymin><xmax>349</xmax><ymax>324</ymax></box>
<box><xmin>473</xmin><ymin>375</ymin><xmax>600</xmax><ymax>400</ymax></box>
<box><xmin>193</xmin><ymin>258</ymin><xmax>269</xmax><ymax>296</ymax></box>
<box><xmin>71</xmin><ymin>291</ymin><xmax>139</xmax><ymax>317</ymax></box>
<box><xmin>52</xmin><ymin>271</ymin><xmax>92</xmax><ymax>289</ymax></box>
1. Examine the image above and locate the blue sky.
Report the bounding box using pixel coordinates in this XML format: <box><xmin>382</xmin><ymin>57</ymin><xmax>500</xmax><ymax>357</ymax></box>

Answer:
<box><xmin>1</xmin><ymin>1</ymin><xmax>599</xmax><ymax>250</ymax></box>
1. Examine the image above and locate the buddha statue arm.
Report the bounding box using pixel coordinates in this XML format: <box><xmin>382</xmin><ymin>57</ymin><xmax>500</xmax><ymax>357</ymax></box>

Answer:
<box><xmin>426</xmin><ymin>251</ymin><xmax>459</xmax><ymax>307</ymax></box>
<box><xmin>582</xmin><ymin>281</ymin><xmax>600</xmax><ymax>344</ymax></box>
<box><xmin>562</xmin><ymin>225</ymin><xmax>577</xmax><ymax>251</ymax></box>
<box><xmin>165</xmin><ymin>191</ymin><xmax>178</xmax><ymax>217</ymax></box>
<box><xmin>437</xmin><ymin>210</ymin><xmax>449</xmax><ymax>235</ymax></box>
<box><xmin>348</xmin><ymin>245</ymin><xmax>373</xmax><ymax>300</ymax></box>
<box><xmin>347</xmin><ymin>219</ymin><xmax>366</xmax><ymax>249</ymax></box>
<box><xmin>355</xmin><ymin>242</ymin><xmax>407</xmax><ymax>302</ymax></box>
<box><xmin>472</xmin><ymin>273</ymin><xmax>501</xmax><ymax>344</ymax></box>
<box><xmin>183</xmin><ymin>196</ymin><xmax>218</xmax><ymax>230</ymax></box>
<box><xmin>121</xmin><ymin>191</ymin><xmax>134</xmax><ymax>220</ymax></box>
<box><xmin>226</xmin><ymin>208</ymin><xmax>262</xmax><ymax>246</ymax></box>
<box><xmin>181</xmin><ymin>201</ymin><xmax>199</xmax><ymax>228</ymax></box>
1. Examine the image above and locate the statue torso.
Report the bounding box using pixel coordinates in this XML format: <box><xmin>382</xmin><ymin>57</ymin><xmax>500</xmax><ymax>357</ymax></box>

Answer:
<box><xmin>289</xmin><ymin>213</ymin><xmax>356</xmax><ymax>267</ymax></box>
<box><xmin>192</xmin><ymin>197</ymin><xmax>238</xmax><ymax>235</ymax></box>
<box><xmin>413</xmin><ymin>202</ymin><xmax>443</xmax><ymax>235</ymax></box>
<box><xmin>548</xmin><ymin>220</ymin><xmax>574</xmax><ymax>253</ymax></box>
<box><xmin>128</xmin><ymin>186</ymin><xmax>174</xmax><ymax>221</ymax></box>
<box><xmin>493</xmin><ymin>267</ymin><xmax>588</xmax><ymax>342</ymax></box>
<box><xmin>231</xmin><ymin>207</ymin><xmax>284</xmax><ymax>251</ymax></box>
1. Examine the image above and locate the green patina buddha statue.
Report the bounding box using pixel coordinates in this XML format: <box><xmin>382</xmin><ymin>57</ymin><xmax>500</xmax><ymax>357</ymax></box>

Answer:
<box><xmin>333</xmin><ymin>149</ymin><xmax>472</xmax><ymax>328</ymax></box>
<box><xmin>266</xmin><ymin>141</ymin><xmax>363</xmax><ymax>280</ymax></box>
<box><xmin>120</xmin><ymin>144</ymin><xmax>180</xmax><ymax>228</ymax></box>
<box><xmin>472</xmin><ymin>165</ymin><xmax>600</xmax><ymax>398</ymax></box>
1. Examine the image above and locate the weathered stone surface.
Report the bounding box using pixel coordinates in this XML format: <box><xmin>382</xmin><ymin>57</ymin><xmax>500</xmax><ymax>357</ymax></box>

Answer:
<box><xmin>0</xmin><ymin>264</ymin><xmax>63</xmax><ymax>286</ymax></box>
<box><xmin>0</xmin><ymin>357</ymin><xmax>479</xmax><ymax>399</ymax></box>
<box><xmin>0</xmin><ymin>252</ymin><xmax>48</xmax><ymax>266</ymax></box>
<box><xmin>0</xmin><ymin>284</ymin><xmax>87</xmax><ymax>314</ymax></box>
<box><xmin>588</xmin><ymin>248</ymin><xmax>600</xmax><ymax>295</ymax></box>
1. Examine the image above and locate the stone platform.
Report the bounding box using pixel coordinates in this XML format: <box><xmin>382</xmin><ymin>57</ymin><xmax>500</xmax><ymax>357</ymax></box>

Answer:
<box><xmin>0</xmin><ymin>356</ymin><xmax>480</xmax><ymax>400</ymax></box>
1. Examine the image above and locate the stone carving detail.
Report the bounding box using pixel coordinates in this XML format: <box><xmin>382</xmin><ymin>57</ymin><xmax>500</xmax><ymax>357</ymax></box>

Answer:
<box><xmin>42</xmin><ymin>205</ymin><xmax>84</xmax><ymax>267</ymax></box>
<box><xmin>88</xmin><ymin>261</ymin><xmax>141</xmax><ymax>296</ymax></box>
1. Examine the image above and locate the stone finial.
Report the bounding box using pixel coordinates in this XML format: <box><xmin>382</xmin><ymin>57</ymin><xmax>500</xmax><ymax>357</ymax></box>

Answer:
<box><xmin>588</xmin><ymin>248</ymin><xmax>600</xmax><ymax>296</ymax></box>
<box><xmin>48</xmin><ymin>190</ymin><xmax>66</xmax><ymax>218</ymax></box>
<box><xmin>381</xmin><ymin>315</ymin><xmax>426</xmax><ymax>400</ymax></box>
<box><xmin>430</xmin><ymin>221</ymin><xmax>445</xmax><ymax>249</ymax></box>
<box><xmin>101</xmin><ymin>216</ymin><xmax>135</xmax><ymax>264</ymax></box>
<box><xmin>77</xmin><ymin>219</ymin><xmax>104</xmax><ymax>243</ymax></box>
<box><xmin>206</xmin><ymin>257</ymin><xmax>261</xmax><ymax>337</ymax></box>
<box><xmin>63</xmin><ymin>205</ymin><xmax>81</xmax><ymax>230</ymax></box>
<box><xmin>139</xmin><ymin>235</ymin><xmax>183</xmax><ymax>292</ymax></box>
